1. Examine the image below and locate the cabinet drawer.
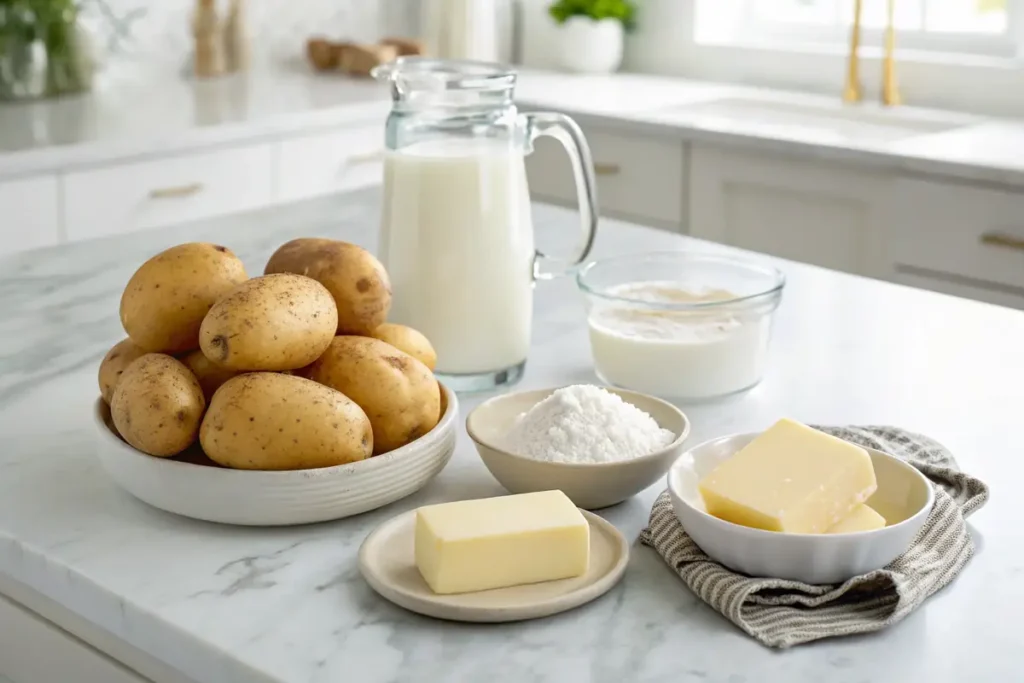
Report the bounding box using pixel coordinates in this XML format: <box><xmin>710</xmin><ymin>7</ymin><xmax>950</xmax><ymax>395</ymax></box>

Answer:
<box><xmin>892</xmin><ymin>268</ymin><xmax>1024</xmax><ymax>310</ymax></box>
<box><xmin>277</xmin><ymin>125</ymin><xmax>384</xmax><ymax>202</ymax></box>
<box><xmin>888</xmin><ymin>178</ymin><xmax>1024</xmax><ymax>292</ymax></box>
<box><xmin>0</xmin><ymin>174</ymin><xmax>60</xmax><ymax>256</ymax></box>
<box><xmin>526</xmin><ymin>126</ymin><xmax>686</xmax><ymax>229</ymax></box>
<box><xmin>63</xmin><ymin>143</ymin><xmax>274</xmax><ymax>241</ymax></box>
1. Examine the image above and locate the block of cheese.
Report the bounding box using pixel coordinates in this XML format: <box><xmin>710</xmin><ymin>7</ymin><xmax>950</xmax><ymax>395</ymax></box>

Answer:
<box><xmin>827</xmin><ymin>504</ymin><xmax>886</xmax><ymax>534</ymax></box>
<box><xmin>414</xmin><ymin>490</ymin><xmax>590</xmax><ymax>595</ymax></box>
<box><xmin>698</xmin><ymin>419</ymin><xmax>877</xmax><ymax>533</ymax></box>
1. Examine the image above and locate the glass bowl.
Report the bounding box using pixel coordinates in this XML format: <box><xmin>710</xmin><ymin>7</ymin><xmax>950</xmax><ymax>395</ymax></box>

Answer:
<box><xmin>576</xmin><ymin>252</ymin><xmax>785</xmax><ymax>402</ymax></box>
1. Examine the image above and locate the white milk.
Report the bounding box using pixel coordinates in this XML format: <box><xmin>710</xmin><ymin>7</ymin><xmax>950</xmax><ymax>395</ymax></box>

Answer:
<box><xmin>587</xmin><ymin>282</ymin><xmax>772</xmax><ymax>400</ymax></box>
<box><xmin>379</xmin><ymin>139</ymin><xmax>535</xmax><ymax>376</ymax></box>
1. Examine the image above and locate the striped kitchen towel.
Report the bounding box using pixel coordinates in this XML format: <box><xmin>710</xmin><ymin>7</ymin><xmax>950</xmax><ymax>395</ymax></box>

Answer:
<box><xmin>640</xmin><ymin>426</ymin><xmax>990</xmax><ymax>649</ymax></box>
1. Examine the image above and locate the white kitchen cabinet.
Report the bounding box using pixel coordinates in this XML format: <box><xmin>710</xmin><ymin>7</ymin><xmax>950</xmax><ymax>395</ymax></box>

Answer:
<box><xmin>276</xmin><ymin>124</ymin><xmax>384</xmax><ymax>202</ymax></box>
<box><xmin>689</xmin><ymin>146</ymin><xmax>890</xmax><ymax>277</ymax></box>
<box><xmin>0</xmin><ymin>593</ymin><xmax>148</xmax><ymax>683</ymax></box>
<box><xmin>526</xmin><ymin>125</ymin><xmax>687</xmax><ymax>231</ymax></box>
<box><xmin>62</xmin><ymin>143</ymin><xmax>275</xmax><ymax>242</ymax></box>
<box><xmin>0</xmin><ymin>174</ymin><xmax>60</xmax><ymax>256</ymax></box>
<box><xmin>886</xmin><ymin>177</ymin><xmax>1024</xmax><ymax>308</ymax></box>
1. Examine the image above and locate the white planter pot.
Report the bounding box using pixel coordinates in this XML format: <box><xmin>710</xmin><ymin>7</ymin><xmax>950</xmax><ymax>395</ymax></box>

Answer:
<box><xmin>554</xmin><ymin>17</ymin><xmax>624</xmax><ymax>74</ymax></box>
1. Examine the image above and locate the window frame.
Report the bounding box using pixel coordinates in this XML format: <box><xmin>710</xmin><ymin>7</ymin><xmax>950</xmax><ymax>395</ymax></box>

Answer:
<box><xmin>732</xmin><ymin>0</ymin><xmax>1023</xmax><ymax>59</ymax></box>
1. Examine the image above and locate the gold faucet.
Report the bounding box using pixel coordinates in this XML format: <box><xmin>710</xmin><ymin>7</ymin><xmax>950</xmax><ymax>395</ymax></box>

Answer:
<box><xmin>881</xmin><ymin>0</ymin><xmax>902</xmax><ymax>106</ymax></box>
<box><xmin>843</xmin><ymin>0</ymin><xmax>863</xmax><ymax>103</ymax></box>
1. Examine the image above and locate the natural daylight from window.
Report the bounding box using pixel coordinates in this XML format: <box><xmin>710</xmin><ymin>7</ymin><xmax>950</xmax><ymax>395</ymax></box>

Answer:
<box><xmin>702</xmin><ymin>0</ymin><xmax>1015</xmax><ymax>57</ymax></box>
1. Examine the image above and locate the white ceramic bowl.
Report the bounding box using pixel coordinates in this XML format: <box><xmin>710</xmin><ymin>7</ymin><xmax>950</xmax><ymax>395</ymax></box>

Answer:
<box><xmin>668</xmin><ymin>432</ymin><xmax>935</xmax><ymax>584</ymax></box>
<box><xmin>467</xmin><ymin>387</ymin><xmax>690</xmax><ymax>509</ymax></box>
<box><xmin>92</xmin><ymin>384</ymin><xmax>458</xmax><ymax>526</ymax></box>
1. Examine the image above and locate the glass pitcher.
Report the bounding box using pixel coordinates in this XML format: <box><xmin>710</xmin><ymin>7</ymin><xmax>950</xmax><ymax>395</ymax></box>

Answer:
<box><xmin>372</xmin><ymin>58</ymin><xmax>598</xmax><ymax>392</ymax></box>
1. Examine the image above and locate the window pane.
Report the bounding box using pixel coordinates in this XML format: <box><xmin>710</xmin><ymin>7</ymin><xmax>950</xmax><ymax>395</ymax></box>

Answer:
<box><xmin>926</xmin><ymin>0</ymin><xmax>1007</xmax><ymax>33</ymax></box>
<box><xmin>754</xmin><ymin>0</ymin><xmax>837</xmax><ymax>25</ymax></box>
<box><xmin>841</xmin><ymin>0</ymin><xmax>923</xmax><ymax>30</ymax></box>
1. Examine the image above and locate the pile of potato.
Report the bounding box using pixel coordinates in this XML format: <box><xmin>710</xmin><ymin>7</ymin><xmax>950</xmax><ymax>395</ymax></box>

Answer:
<box><xmin>98</xmin><ymin>239</ymin><xmax>441</xmax><ymax>471</ymax></box>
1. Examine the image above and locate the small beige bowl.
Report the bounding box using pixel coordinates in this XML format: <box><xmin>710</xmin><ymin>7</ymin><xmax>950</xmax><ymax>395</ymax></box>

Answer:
<box><xmin>466</xmin><ymin>387</ymin><xmax>690</xmax><ymax>509</ymax></box>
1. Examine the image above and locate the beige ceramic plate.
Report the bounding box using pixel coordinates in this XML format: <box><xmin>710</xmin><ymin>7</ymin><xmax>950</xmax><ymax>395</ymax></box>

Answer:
<box><xmin>358</xmin><ymin>508</ymin><xmax>630</xmax><ymax>623</ymax></box>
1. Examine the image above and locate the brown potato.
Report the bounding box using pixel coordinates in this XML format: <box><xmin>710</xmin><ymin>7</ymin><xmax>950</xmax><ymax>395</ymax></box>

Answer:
<box><xmin>200</xmin><ymin>373</ymin><xmax>372</xmax><ymax>470</ymax></box>
<box><xmin>199</xmin><ymin>273</ymin><xmax>338</xmax><ymax>371</ymax></box>
<box><xmin>119</xmin><ymin>243</ymin><xmax>248</xmax><ymax>353</ymax></box>
<box><xmin>180</xmin><ymin>349</ymin><xmax>240</xmax><ymax>402</ymax></box>
<box><xmin>111</xmin><ymin>354</ymin><xmax>206</xmax><ymax>457</ymax></box>
<box><xmin>264</xmin><ymin>238</ymin><xmax>391</xmax><ymax>335</ymax></box>
<box><xmin>369</xmin><ymin>323</ymin><xmax>437</xmax><ymax>371</ymax></box>
<box><xmin>306</xmin><ymin>336</ymin><xmax>440</xmax><ymax>454</ymax></box>
<box><xmin>98</xmin><ymin>338</ymin><xmax>148</xmax><ymax>404</ymax></box>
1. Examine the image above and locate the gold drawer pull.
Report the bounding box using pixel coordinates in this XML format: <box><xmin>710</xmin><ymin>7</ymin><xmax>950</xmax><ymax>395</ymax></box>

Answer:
<box><xmin>594</xmin><ymin>162</ymin><xmax>621</xmax><ymax>176</ymax></box>
<box><xmin>148</xmin><ymin>182</ymin><xmax>203</xmax><ymax>199</ymax></box>
<box><xmin>980</xmin><ymin>232</ymin><xmax>1024</xmax><ymax>252</ymax></box>
<box><xmin>347</xmin><ymin>150</ymin><xmax>385</xmax><ymax>166</ymax></box>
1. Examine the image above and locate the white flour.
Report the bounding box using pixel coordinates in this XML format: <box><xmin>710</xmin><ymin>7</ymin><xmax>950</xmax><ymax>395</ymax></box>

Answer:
<box><xmin>503</xmin><ymin>385</ymin><xmax>676</xmax><ymax>464</ymax></box>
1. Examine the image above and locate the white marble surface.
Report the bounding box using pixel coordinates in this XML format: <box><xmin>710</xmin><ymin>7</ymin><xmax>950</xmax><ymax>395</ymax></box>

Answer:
<box><xmin>0</xmin><ymin>65</ymin><xmax>390</xmax><ymax>178</ymax></box>
<box><xmin>8</xmin><ymin>65</ymin><xmax>1024</xmax><ymax>188</ymax></box>
<box><xmin>0</xmin><ymin>188</ymin><xmax>1022</xmax><ymax>683</ymax></box>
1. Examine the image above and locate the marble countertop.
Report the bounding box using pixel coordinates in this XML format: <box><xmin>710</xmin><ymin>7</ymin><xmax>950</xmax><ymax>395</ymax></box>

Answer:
<box><xmin>0</xmin><ymin>188</ymin><xmax>1022</xmax><ymax>683</ymax></box>
<box><xmin>5</xmin><ymin>64</ymin><xmax>1024</xmax><ymax>187</ymax></box>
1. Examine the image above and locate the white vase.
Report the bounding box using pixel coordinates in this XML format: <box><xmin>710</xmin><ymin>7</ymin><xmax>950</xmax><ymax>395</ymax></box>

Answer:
<box><xmin>554</xmin><ymin>16</ymin><xmax>624</xmax><ymax>74</ymax></box>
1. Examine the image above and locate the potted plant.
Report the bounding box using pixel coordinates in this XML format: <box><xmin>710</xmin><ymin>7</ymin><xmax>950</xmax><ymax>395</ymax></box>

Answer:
<box><xmin>548</xmin><ymin>0</ymin><xmax>636</xmax><ymax>74</ymax></box>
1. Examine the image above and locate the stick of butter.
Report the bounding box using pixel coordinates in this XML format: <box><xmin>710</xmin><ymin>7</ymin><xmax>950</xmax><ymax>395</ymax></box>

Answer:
<box><xmin>414</xmin><ymin>490</ymin><xmax>590</xmax><ymax>595</ymax></box>
<box><xmin>698</xmin><ymin>419</ymin><xmax>878</xmax><ymax>533</ymax></box>
<box><xmin>827</xmin><ymin>504</ymin><xmax>886</xmax><ymax>534</ymax></box>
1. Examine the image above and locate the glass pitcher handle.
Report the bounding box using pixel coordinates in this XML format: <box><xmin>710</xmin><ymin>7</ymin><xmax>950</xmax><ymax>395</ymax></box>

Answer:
<box><xmin>521</xmin><ymin>112</ymin><xmax>599</xmax><ymax>281</ymax></box>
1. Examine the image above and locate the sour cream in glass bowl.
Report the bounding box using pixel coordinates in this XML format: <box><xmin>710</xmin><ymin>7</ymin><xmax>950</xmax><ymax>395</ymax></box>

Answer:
<box><xmin>576</xmin><ymin>252</ymin><xmax>785</xmax><ymax>402</ymax></box>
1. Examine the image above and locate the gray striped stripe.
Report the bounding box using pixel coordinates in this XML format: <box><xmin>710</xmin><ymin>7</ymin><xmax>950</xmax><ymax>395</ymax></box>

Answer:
<box><xmin>639</xmin><ymin>426</ymin><xmax>989</xmax><ymax>649</ymax></box>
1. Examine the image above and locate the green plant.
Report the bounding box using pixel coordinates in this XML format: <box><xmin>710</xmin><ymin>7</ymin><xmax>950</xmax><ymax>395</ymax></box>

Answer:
<box><xmin>548</xmin><ymin>0</ymin><xmax>637</xmax><ymax>31</ymax></box>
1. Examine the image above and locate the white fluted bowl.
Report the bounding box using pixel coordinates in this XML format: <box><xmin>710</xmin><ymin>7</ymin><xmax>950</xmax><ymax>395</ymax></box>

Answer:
<box><xmin>92</xmin><ymin>384</ymin><xmax>458</xmax><ymax>526</ymax></box>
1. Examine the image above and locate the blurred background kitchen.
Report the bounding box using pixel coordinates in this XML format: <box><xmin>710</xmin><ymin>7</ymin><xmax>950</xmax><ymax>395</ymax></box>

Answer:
<box><xmin>3</xmin><ymin>0</ymin><xmax>1024</xmax><ymax>311</ymax></box>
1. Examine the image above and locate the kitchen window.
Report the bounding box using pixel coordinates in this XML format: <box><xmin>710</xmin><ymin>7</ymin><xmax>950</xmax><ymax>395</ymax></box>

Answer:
<box><xmin>704</xmin><ymin>0</ymin><xmax>1018</xmax><ymax>59</ymax></box>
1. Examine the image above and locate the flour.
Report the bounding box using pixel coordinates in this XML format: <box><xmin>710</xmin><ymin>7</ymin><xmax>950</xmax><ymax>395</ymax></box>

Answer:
<box><xmin>503</xmin><ymin>385</ymin><xmax>676</xmax><ymax>464</ymax></box>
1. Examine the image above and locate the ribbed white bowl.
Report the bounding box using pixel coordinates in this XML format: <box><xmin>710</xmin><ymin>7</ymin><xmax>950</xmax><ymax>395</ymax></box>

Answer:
<box><xmin>92</xmin><ymin>385</ymin><xmax>458</xmax><ymax>526</ymax></box>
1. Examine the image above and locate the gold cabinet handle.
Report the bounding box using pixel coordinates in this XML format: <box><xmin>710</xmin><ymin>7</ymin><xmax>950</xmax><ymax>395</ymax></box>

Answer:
<box><xmin>148</xmin><ymin>182</ymin><xmax>203</xmax><ymax>199</ymax></box>
<box><xmin>594</xmin><ymin>162</ymin><xmax>621</xmax><ymax>176</ymax></box>
<box><xmin>347</xmin><ymin>150</ymin><xmax>385</xmax><ymax>166</ymax></box>
<box><xmin>980</xmin><ymin>232</ymin><xmax>1024</xmax><ymax>252</ymax></box>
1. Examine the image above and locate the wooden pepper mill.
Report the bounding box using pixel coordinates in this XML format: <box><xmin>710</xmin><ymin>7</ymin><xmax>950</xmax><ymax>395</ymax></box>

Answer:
<box><xmin>223</xmin><ymin>0</ymin><xmax>251</xmax><ymax>73</ymax></box>
<box><xmin>192</xmin><ymin>0</ymin><xmax>225</xmax><ymax>78</ymax></box>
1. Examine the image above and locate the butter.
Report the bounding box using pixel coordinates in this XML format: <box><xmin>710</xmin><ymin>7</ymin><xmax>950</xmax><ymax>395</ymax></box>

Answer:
<box><xmin>698</xmin><ymin>419</ymin><xmax>877</xmax><ymax>533</ymax></box>
<box><xmin>827</xmin><ymin>504</ymin><xmax>886</xmax><ymax>534</ymax></box>
<box><xmin>414</xmin><ymin>490</ymin><xmax>590</xmax><ymax>595</ymax></box>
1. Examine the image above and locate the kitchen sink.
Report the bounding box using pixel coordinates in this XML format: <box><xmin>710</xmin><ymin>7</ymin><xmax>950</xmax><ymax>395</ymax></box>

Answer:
<box><xmin>660</xmin><ymin>96</ymin><xmax>968</xmax><ymax>145</ymax></box>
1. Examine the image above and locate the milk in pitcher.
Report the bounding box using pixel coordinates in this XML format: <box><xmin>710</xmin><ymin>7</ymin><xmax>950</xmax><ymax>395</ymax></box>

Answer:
<box><xmin>380</xmin><ymin>139</ymin><xmax>535</xmax><ymax>377</ymax></box>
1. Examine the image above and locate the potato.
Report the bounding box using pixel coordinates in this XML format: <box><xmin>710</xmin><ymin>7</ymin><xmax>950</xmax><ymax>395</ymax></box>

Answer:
<box><xmin>369</xmin><ymin>323</ymin><xmax>437</xmax><ymax>371</ymax></box>
<box><xmin>180</xmin><ymin>349</ymin><xmax>240</xmax><ymax>401</ymax></box>
<box><xmin>98</xmin><ymin>338</ymin><xmax>148</xmax><ymax>404</ymax></box>
<box><xmin>111</xmin><ymin>354</ymin><xmax>206</xmax><ymax>457</ymax></box>
<box><xmin>306</xmin><ymin>336</ymin><xmax>440</xmax><ymax>454</ymax></box>
<box><xmin>199</xmin><ymin>273</ymin><xmax>338</xmax><ymax>371</ymax></box>
<box><xmin>200</xmin><ymin>373</ymin><xmax>372</xmax><ymax>470</ymax></box>
<box><xmin>119</xmin><ymin>243</ymin><xmax>247</xmax><ymax>353</ymax></box>
<box><xmin>264</xmin><ymin>238</ymin><xmax>391</xmax><ymax>335</ymax></box>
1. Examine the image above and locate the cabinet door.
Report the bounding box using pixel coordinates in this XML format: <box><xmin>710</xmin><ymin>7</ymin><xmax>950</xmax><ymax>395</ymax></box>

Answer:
<box><xmin>276</xmin><ymin>124</ymin><xmax>384</xmax><ymax>202</ymax></box>
<box><xmin>689</xmin><ymin>146</ymin><xmax>890</xmax><ymax>277</ymax></box>
<box><xmin>0</xmin><ymin>594</ymin><xmax>148</xmax><ymax>683</ymax></box>
<box><xmin>0</xmin><ymin>174</ymin><xmax>60</xmax><ymax>256</ymax></box>
<box><xmin>526</xmin><ymin>125</ymin><xmax>687</xmax><ymax>231</ymax></box>
<box><xmin>885</xmin><ymin>177</ymin><xmax>1024</xmax><ymax>308</ymax></box>
<box><xmin>62</xmin><ymin>143</ymin><xmax>275</xmax><ymax>242</ymax></box>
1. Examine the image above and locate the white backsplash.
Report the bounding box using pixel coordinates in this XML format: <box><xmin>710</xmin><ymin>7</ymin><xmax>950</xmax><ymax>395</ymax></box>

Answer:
<box><xmin>83</xmin><ymin>0</ymin><xmax>422</xmax><ymax>68</ymax></box>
